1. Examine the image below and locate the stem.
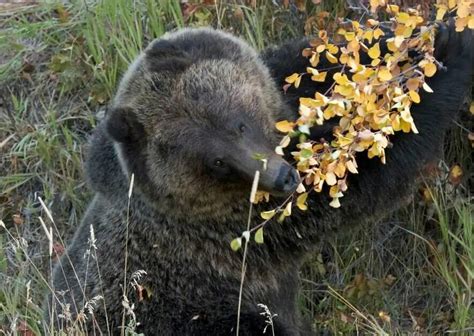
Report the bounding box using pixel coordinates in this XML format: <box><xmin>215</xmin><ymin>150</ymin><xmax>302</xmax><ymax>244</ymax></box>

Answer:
<box><xmin>120</xmin><ymin>174</ymin><xmax>134</xmax><ymax>336</ymax></box>
<box><xmin>236</xmin><ymin>170</ymin><xmax>262</xmax><ymax>335</ymax></box>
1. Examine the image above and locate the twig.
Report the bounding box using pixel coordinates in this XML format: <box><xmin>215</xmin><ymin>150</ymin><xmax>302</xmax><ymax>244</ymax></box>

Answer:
<box><xmin>236</xmin><ymin>171</ymin><xmax>259</xmax><ymax>335</ymax></box>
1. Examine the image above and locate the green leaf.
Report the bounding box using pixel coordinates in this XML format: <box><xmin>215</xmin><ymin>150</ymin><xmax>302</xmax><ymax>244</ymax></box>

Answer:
<box><xmin>252</xmin><ymin>153</ymin><xmax>267</xmax><ymax>161</ymax></box>
<box><xmin>296</xmin><ymin>192</ymin><xmax>308</xmax><ymax>211</ymax></box>
<box><xmin>230</xmin><ymin>238</ymin><xmax>242</xmax><ymax>251</ymax></box>
<box><xmin>260</xmin><ymin>210</ymin><xmax>276</xmax><ymax>220</ymax></box>
<box><xmin>254</xmin><ymin>227</ymin><xmax>264</xmax><ymax>244</ymax></box>
<box><xmin>298</xmin><ymin>125</ymin><xmax>310</xmax><ymax>135</ymax></box>
<box><xmin>300</xmin><ymin>149</ymin><xmax>313</xmax><ymax>159</ymax></box>
<box><xmin>278</xmin><ymin>212</ymin><xmax>286</xmax><ymax>223</ymax></box>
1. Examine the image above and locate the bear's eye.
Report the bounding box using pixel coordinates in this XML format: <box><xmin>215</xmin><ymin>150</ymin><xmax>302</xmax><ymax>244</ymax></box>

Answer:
<box><xmin>214</xmin><ymin>159</ymin><xmax>224</xmax><ymax>167</ymax></box>
<box><xmin>238</xmin><ymin>123</ymin><xmax>247</xmax><ymax>133</ymax></box>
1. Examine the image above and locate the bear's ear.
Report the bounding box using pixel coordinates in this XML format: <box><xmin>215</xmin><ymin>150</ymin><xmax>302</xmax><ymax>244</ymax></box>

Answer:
<box><xmin>145</xmin><ymin>39</ymin><xmax>192</xmax><ymax>73</ymax></box>
<box><xmin>105</xmin><ymin>106</ymin><xmax>144</xmax><ymax>143</ymax></box>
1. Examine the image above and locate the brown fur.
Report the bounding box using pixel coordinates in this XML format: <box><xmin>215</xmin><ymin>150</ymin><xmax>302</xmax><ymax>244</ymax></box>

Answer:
<box><xmin>46</xmin><ymin>27</ymin><xmax>472</xmax><ymax>335</ymax></box>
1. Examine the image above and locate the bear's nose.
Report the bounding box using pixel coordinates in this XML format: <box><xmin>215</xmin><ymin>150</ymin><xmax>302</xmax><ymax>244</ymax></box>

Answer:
<box><xmin>274</xmin><ymin>164</ymin><xmax>299</xmax><ymax>194</ymax></box>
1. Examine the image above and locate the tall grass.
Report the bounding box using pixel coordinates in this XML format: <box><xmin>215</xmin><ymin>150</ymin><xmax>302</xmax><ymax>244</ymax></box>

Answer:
<box><xmin>430</xmin><ymin>190</ymin><xmax>473</xmax><ymax>332</ymax></box>
<box><xmin>82</xmin><ymin>0</ymin><xmax>184</xmax><ymax>96</ymax></box>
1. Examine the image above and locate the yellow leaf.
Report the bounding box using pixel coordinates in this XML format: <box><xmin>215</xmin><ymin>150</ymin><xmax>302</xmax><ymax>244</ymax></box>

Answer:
<box><xmin>411</xmin><ymin>120</ymin><xmax>419</xmax><ymax>134</ymax></box>
<box><xmin>344</xmin><ymin>31</ymin><xmax>356</xmax><ymax>41</ymax></box>
<box><xmin>318</xmin><ymin>30</ymin><xmax>328</xmax><ymax>40</ymax></box>
<box><xmin>279</xmin><ymin>135</ymin><xmax>291</xmax><ymax>148</ymax></box>
<box><xmin>334</xmin><ymin>84</ymin><xmax>355</xmax><ymax>97</ymax></box>
<box><xmin>400</xmin><ymin>119</ymin><xmax>412</xmax><ymax>133</ymax></box>
<box><xmin>387</xmin><ymin>39</ymin><xmax>397</xmax><ymax>52</ymax></box>
<box><xmin>260</xmin><ymin>210</ymin><xmax>276</xmax><ymax>220</ymax></box>
<box><xmin>306</xmin><ymin>67</ymin><xmax>318</xmax><ymax>75</ymax></box>
<box><xmin>455</xmin><ymin>17</ymin><xmax>468</xmax><ymax>32</ymax></box>
<box><xmin>300</xmin><ymin>97</ymin><xmax>325</xmax><ymax>108</ymax></box>
<box><xmin>409</xmin><ymin>90</ymin><xmax>420</xmax><ymax>104</ymax></box>
<box><xmin>387</xmin><ymin>4</ymin><xmax>399</xmax><ymax>14</ymax></box>
<box><xmin>363</xmin><ymin>30</ymin><xmax>374</xmax><ymax>44</ymax></box>
<box><xmin>339</xmin><ymin>53</ymin><xmax>349</xmax><ymax>64</ymax></box>
<box><xmin>326</xmin><ymin>51</ymin><xmax>338</xmax><ymax>64</ymax></box>
<box><xmin>423</xmin><ymin>62</ymin><xmax>437</xmax><ymax>77</ymax></box>
<box><xmin>311</xmin><ymin>71</ymin><xmax>327</xmax><ymax>82</ymax></box>
<box><xmin>283</xmin><ymin>201</ymin><xmax>292</xmax><ymax>217</ymax></box>
<box><xmin>456</xmin><ymin>3</ymin><xmax>469</xmax><ymax>18</ymax></box>
<box><xmin>378</xmin><ymin>68</ymin><xmax>393</xmax><ymax>81</ymax></box>
<box><xmin>367</xmin><ymin>19</ymin><xmax>379</xmax><ymax>27</ymax></box>
<box><xmin>347</xmin><ymin>57</ymin><xmax>360</xmax><ymax>71</ymax></box>
<box><xmin>325</xmin><ymin>172</ymin><xmax>337</xmax><ymax>186</ymax></box>
<box><xmin>277</xmin><ymin>212</ymin><xmax>286</xmax><ymax>223</ymax></box>
<box><xmin>422</xmin><ymin>82</ymin><xmax>434</xmax><ymax>93</ymax></box>
<box><xmin>346</xmin><ymin>160</ymin><xmax>358</xmax><ymax>174</ymax></box>
<box><xmin>406</xmin><ymin>78</ymin><xmax>420</xmax><ymax>91</ymax></box>
<box><xmin>394</xmin><ymin>35</ymin><xmax>405</xmax><ymax>48</ymax></box>
<box><xmin>392</xmin><ymin>115</ymin><xmax>401</xmax><ymax>131</ymax></box>
<box><xmin>310</xmin><ymin>52</ymin><xmax>320</xmax><ymax>67</ymax></box>
<box><xmin>371</xmin><ymin>58</ymin><xmax>381</xmax><ymax>67</ymax></box>
<box><xmin>449</xmin><ymin>164</ymin><xmax>463</xmax><ymax>186</ymax></box>
<box><xmin>369</xmin><ymin>0</ymin><xmax>382</xmax><ymax>12</ymax></box>
<box><xmin>333</xmin><ymin>73</ymin><xmax>350</xmax><ymax>85</ymax></box>
<box><xmin>285</xmin><ymin>73</ymin><xmax>299</xmax><ymax>84</ymax></box>
<box><xmin>334</xmin><ymin>161</ymin><xmax>346</xmax><ymax>178</ymax></box>
<box><xmin>275</xmin><ymin>120</ymin><xmax>294</xmax><ymax>133</ymax></box>
<box><xmin>396</xmin><ymin>12</ymin><xmax>410</xmax><ymax>24</ymax></box>
<box><xmin>368</xmin><ymin>42</ymin><xmax>380</xmax><ymax>59</ymax></box>
<box><xmin>352</xmin><ymin>72</ymin><xmax>366</xmax><ymax>83</ymax></box>
<box><xmin>252</xmin><ymin>191</ymin><xmax>270</xmax><ymax>204</ymax></box>
<box><xmin>436</xmin><ymin>5</ymin><xmax>447</xmax><ymax>21</ymax></box>
<box><xmin>296</xmin><ymin>183</ymin><xmax>306</xmax><ymax>193</ymax></box>
<box><xmin>315</xmin><ymin>92</ymin><xmax>330</xmax><ymax>105</ymax></box>
<box><xmin>329</xmin><ymin>185</ymin><xmax>342</xmax><ymax>198</ymax></box>
<box><xmin>337</xmin><ymin>135</ymin><xmax>353</xmax><ymax>146</ymax></box>
<box><xmin>373</xmin><ymin>28</ymin><xmax>385</xmax><ymax>39</ymax></box>
<box><xmin>254</xmin><ymin>227</ymin><xmax>264</xmax><ymax>244</ymax></box>
<box><xmin>329</xmin><ymin>197</ymin><xmax>341</xmax><ymax>208</ymax></box>
<box><xmin>450</xmin><ymin>165</ymin><xmax>462</xmax><ymax>178</ymax></box>
<box><xmin>337</xmin><ymin>28</ymin><xmax>346</xmax><ymax>35</ymax></box>
<box><xmin>296</xmin><ymin>192</ymin><xmax>308</xmax><ymax>211</ymax></box>
<box><xmin>347</xmin><ymin>38</ymin><xmax>360</xmax><ymax>52</ymax></box>
<box><xmin>294</xmin><ymin>75</ymin><xmax>302</xmax><ymax>88</ymax></box>
<box><xmin>327</xmin><ymin>44</ymin><xmax>339</xmax><ymax>54</ymax></box>
<box><xmin>316</xmin><ymin>44</ymin><xmax>326</xmax><ymax>53</ymax></box>
<box><xmin>470</xmin><ymin>102</ymin><xmax>474</xmax><ymax>115</ymax></box>
<box><xmin>400</xmin><ymin>109</ymin><xmax>412</xmax><ymax>122</ymax></box>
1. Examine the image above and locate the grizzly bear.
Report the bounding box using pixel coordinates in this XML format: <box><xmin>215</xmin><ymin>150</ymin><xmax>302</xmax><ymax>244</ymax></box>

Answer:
<box><xmin>46</xmin><ymin>26</ymin><xmax>472</xmax><ymax>335</ymax></box>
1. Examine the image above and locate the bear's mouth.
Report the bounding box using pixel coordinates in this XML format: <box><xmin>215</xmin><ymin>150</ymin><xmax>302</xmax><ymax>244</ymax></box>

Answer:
<box><xmin>276</xmin><ymin>165</ymin><xmax>300</xmax><ymax>194</ymax></box>
<box><xmin>221</xmin><ymin>140</ymin><xmax>300</xmax><ymax>198</ymax></box>
<box><xmin>229</xmin><ymin>154</ymin><xmax>300</xmax><ymax>198</ymax></box>
<box><xmin>259</xmin><ymin>162</ymin><xmax>300</xmax><ymax>197</ymax></box>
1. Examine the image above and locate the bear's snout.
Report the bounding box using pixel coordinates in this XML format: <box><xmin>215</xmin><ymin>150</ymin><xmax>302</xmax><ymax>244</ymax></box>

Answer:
<box><xmin>256</xmin><ymin>156</ymin><xmax>300</xmax><ymax>197</ymax></box>
<box><xmin>274</xmin><ymin>163</ymin><xmax>300</xmax><ymax>195</ymax></box>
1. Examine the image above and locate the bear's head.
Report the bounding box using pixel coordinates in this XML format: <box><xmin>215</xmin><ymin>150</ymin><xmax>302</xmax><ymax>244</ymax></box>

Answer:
<box><xmin>104</xmin><ymin>28</ymin><xmax>299</xmax><ymax>219</ymax></box>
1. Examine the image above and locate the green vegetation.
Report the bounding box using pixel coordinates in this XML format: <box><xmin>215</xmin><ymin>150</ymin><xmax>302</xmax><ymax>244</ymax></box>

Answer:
<box><xmin>0</xmin><ymin>0</ymin><xmax>472</xmax><ymax>334</ymax></box>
